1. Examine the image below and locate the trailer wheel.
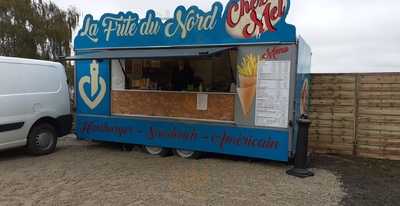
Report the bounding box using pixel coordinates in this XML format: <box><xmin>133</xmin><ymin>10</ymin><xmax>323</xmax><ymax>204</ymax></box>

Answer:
<box><xmin>120</xmin><ymin>144</ymin><xmax>134</xmax><ymax>152</ymax></box>
<box><xmin>27</xmin><ymin>123</ymin><xmax>57</xmax><ymax>155</ymax></box>
<box><xmin>174</xmin><ymin>149</ymin><xmax>202</xmax><ymax>159</ymax></box>
<box><xmin>143</xmin><ymin>146</ymin><xmax>171</xmax><ymax>157</ymax></box>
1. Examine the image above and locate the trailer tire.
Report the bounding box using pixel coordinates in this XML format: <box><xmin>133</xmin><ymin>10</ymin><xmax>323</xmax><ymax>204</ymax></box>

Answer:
<box><xmin>143</xmin><ymin>146</ymin><xmax>171</xmax><ymax>157</ymax></box>
<box><xmin>121</xmin><ymin>144</ymin><xmax>134</xmax><ymax>152</ymax></box>
<box><xmin>173</xmin><ymin>149</ymin><xmax>202</xmax><ymax>159</ymax></box>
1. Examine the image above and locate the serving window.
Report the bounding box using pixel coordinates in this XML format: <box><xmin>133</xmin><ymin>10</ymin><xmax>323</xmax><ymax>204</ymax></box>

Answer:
<box><xmin>117</xmin><ymin>49</ymin><xmax>237</xmax><ymax>93</ymax></box>
<box><xmin>110</xmin><ymin>48</ymin><xmax>238</xmax><ymax>122</ymax></box>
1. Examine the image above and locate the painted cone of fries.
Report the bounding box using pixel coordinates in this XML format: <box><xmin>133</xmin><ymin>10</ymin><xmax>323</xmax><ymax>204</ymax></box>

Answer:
<box><xmin>238</xmin><ymin>54</ymin><xmax>258</xmax><ymax>118</ymax></box>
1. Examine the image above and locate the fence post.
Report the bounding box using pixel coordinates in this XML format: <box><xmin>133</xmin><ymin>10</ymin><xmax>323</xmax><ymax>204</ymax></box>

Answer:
<box><xmin>353</xmin><ymin>74</ymin><xmax>359</xmax><ymax>156</ymax></box>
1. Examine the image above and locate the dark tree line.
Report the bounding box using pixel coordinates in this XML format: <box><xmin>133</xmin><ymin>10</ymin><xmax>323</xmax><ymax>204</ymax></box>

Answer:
<box><xmin>0</xmin><ymin>0</ymin><xmax>79</xmax><ymax>60</ymax></box>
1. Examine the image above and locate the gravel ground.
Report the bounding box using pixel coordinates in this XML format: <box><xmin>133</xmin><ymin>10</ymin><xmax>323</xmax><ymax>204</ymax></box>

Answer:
<box><xmin>0</xmin><ymin>135</ymin><xmax>344</xmax><ymax>206</ymax></box>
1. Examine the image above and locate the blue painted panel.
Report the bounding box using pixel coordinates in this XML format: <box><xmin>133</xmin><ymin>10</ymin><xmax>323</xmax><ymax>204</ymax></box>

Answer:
<box><xmin>75</xmin><ymin>60</ymin><xmax>110</xmax><ymax>115</ymax></box>
<box><xmin>74</xmin><ymin>0</ymin><xmax>296</xmax><ymax>50</ymax></box>
<box><xmin>76</xmin><ymin>115</ymin><xmax>289</xmax><ymax>162</ymax></box>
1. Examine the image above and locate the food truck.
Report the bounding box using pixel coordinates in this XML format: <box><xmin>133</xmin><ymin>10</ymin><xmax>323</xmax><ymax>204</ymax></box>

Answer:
<box><xmin>68</xmin><ymin>0</ymin><xmax>311</xmax><ymax>162</ymax></box>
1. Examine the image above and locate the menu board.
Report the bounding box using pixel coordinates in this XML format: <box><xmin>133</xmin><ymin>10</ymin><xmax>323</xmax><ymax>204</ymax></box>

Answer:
<box><xmin>255</xmin><ymin>61</ymin><xmax>291</xmax><ymax>128</ymax></box>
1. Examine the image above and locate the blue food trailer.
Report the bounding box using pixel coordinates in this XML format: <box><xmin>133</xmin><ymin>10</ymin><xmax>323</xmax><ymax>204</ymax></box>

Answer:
<box><xmin>68</xmin><ymin>0</ymin><xmax>311</xmax><ymax>162</ymax></box>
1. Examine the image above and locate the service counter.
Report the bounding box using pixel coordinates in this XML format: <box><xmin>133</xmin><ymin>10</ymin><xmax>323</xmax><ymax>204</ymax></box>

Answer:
<box><xmin>111</xmin><ymin>90</ymin><xmax>235</xmax><ymax>122</ymax></box>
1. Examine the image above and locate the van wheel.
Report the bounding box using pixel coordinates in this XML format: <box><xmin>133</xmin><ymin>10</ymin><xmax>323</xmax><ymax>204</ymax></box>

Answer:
<box><xmin>27</xmin><ymin>123</ymin><xmax>57</xmax><ymax>155</ymax></box>
<box><xmin>173</xmin><ymin>149</ymin><xmax>202</xmax><ymax>159</ymax></box>
<box><xmin>143</xmin><ymin>146</ymin><xmax>171</xmax><ymax>157</ymax></box>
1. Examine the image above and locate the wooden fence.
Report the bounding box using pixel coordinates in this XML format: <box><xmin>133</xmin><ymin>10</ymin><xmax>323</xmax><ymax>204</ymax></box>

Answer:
<box><xmin>309</xmin><ymin>73</ymin><xmax>400</xmax><ymax>160</ymax></box>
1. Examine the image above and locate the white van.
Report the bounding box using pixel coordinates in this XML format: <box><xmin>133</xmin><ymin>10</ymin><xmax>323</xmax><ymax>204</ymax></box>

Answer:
<box><xmin>0</xmin><ymin>56</ymin><xmax>72</xmax><ymax>155</ymax></box>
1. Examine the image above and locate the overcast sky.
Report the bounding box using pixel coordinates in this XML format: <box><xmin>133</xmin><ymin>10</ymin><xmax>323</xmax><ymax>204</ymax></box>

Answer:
<box><xmin>52</xmin><ymin>0</ymin><xmax>400</xmax><ymax>73</ymax></box>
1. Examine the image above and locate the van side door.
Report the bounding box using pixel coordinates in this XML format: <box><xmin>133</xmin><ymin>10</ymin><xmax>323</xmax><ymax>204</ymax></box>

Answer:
<box><xmin>0</xmin><ymin>62</ymin><xmax>33</xmax><ymax>147</ymax></box>
<box><xmin>0</xmin><ymin>94</ymin><xmax>28</xmax><ymax>144</ymax></box>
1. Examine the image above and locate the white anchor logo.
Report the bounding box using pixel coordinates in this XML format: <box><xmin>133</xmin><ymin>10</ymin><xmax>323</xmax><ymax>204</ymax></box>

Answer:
<box><xmin>79</xmin><ymin>60</ymin><xmax>106</xmax><ymax>110</ymax></box>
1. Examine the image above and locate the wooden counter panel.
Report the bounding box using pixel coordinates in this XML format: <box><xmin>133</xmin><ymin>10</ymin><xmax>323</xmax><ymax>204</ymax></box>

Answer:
<box><xmin>112</xmin><ymin>91</ymin><xmax>235</xmax><ymax>121</ymax></box>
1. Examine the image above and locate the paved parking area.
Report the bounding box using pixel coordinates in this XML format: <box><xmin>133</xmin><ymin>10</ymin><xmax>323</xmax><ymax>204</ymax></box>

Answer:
<box><xmin>0</xmin><ymin>135</ymin><xmax>344</xmax><ymax>206</ymax></box>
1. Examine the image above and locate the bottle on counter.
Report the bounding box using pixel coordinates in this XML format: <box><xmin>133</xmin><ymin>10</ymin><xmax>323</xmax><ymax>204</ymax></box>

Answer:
<box><xmin>230</xmin><ymin>83</ymin><xmax>236</xmax><ymax>93</ymax></box>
